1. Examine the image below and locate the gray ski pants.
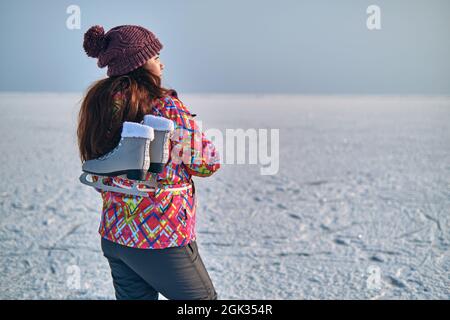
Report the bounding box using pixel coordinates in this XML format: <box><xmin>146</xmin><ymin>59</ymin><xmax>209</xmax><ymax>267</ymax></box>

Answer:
<box><xmin>101</xmin><ymin>237</ymin><xmax>218</xmax><ymax>300</ymax></box>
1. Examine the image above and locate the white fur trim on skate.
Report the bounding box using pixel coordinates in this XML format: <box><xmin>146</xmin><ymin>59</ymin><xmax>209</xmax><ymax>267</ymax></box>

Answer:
<box><xmin>121</xmin><ymin>122</ymin><xmax>155</xmax><ymax>139</ymax></box>
<box><xmin>143</xmin><ymin>115</ymin><xmax>175</xmax><ymax>131</ymax></box>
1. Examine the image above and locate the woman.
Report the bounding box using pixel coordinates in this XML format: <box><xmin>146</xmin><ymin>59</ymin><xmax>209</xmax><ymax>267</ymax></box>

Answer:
<box><xmin>77</xmin><ymin>24</ymin><xmax>221</xmax><ymax>300</ymax></box>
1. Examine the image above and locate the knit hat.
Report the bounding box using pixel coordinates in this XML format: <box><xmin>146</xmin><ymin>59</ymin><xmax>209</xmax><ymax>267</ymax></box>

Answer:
<box><xmin>83</xmin><ymin>25</ymin><xmax>163</xmax><ymax>76</ymax></box>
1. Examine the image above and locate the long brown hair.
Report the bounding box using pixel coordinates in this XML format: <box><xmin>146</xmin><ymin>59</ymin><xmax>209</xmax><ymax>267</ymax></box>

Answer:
<box><xmin>77</xmin><ymin>67</ymin><xmax>173</xmax><ymax>162</ymax></box>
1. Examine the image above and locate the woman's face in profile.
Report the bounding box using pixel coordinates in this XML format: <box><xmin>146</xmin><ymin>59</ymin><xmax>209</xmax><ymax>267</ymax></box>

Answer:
<box><xmin>143</xmin><ymin>54</ymin><xmax>164</xmax><ymax>77</ymax></box>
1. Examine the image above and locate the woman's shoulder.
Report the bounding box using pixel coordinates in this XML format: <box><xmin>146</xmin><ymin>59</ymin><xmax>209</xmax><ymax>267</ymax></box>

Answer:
<box><xmin>164</xmin><ymin>89</ymin><xmax>183</xmax><ymax>106</ymax></box>
<box><xmin>151</xmin><ymin>89</ymin><xmax>193</xmax><ymax>118</ymax></box>
<box><xmin>161</xmin><ymin>90</ymin><xmax>190</xmax><ymax>110</ymax></box>
<box><xmin>152</xmin><ymin>89</ymin><xmax>181</xmax><ymax>106</ymax></box>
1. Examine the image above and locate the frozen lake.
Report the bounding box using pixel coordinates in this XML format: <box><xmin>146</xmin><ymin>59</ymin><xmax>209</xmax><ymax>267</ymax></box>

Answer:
<box><xmin>0</xmin><ymin>93</ymin><xmax>449</xmax><ymax>299</ymax></box>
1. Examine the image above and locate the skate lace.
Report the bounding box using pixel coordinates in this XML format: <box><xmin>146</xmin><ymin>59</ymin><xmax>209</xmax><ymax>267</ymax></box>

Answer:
<box><xmin>98</xmin><ymin>139</ymin><xmax>122</xmax><ymax>160</ymax></box>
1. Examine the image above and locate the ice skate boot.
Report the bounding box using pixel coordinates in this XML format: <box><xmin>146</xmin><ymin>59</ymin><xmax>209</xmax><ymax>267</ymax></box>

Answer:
<box><xmin>79</xmin><ymin>121</ymin><xmax>156</xmax><ymax>196</ymax></box>
<box><xmin>143</xmin><ymin>115</ymin><xmax>175</xmax><ymax>173</ymax></box>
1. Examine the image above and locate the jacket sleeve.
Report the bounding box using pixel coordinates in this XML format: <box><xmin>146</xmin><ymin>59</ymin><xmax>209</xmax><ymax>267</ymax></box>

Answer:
<box><xmin>154</xmin><ymin>95</ymin><xmax>221</xmax><ymax>177</ymax></box>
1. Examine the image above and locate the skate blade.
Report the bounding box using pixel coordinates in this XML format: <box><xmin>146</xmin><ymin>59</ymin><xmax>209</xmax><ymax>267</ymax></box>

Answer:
<box><xmin>79</xmin><ymin>172</ymin><xmax>153</xmax><ymax>197</ymax></box>
<box><xmin>112</xmin><ymin>179</ymin><xmax>158</xmax><ymax>193</ymax></box>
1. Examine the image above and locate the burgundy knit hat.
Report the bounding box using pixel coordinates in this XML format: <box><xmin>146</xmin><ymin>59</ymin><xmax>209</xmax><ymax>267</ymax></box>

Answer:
<box><xmin>83</xmin><ymin>25</ymin><xmax>163</xmax><ymax>76</ymax></box>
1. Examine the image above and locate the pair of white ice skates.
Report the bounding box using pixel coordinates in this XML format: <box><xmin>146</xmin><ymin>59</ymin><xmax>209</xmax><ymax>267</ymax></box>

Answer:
<box><xmin>79</xmin><ymin>115</ymin><xmax>175</xmax><ymax>197</ymax></box>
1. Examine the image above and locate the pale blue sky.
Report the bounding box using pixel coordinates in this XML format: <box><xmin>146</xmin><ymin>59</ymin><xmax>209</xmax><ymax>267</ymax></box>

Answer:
<box><xmin>0</xmin><ymin>0</ymin><xmax>449</xmax><ymax>94</ymax></box>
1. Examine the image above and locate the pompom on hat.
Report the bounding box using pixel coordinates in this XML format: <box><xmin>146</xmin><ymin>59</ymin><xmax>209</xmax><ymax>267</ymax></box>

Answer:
<box><xmin>83</xmin><ymin>25</ymin><xmax>163</xmax><ymax>76</ymax></box>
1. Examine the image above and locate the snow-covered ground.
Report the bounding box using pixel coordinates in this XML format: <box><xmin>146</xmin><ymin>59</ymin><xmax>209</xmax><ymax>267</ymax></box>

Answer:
<box><xmin>0</xmin><ymin>93</ymin><xmax>448</xmax><ymax>299</ymax></box>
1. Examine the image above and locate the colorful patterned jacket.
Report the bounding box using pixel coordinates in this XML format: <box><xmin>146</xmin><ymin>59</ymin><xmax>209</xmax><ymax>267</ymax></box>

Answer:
<box><xmin>98</xmin><ymin>90</ymin><xmax>221</xmax><ymax>249</ymax></box>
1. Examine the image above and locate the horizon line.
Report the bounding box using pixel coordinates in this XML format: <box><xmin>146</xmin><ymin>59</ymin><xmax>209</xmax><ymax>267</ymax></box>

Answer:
<box><xmin>1</xmin><ymin>91</ymin><xmax>450</xmax><ymax>98</ymax></box>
